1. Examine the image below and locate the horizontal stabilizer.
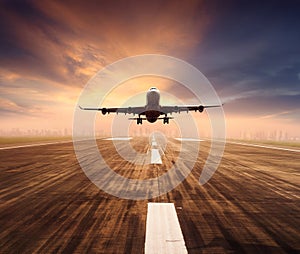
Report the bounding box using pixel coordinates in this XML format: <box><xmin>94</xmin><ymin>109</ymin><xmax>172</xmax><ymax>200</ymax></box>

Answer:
<box><xmin>157</xmin><ymin>117</ymin><xmax>174</xmax><ymax>120</ymax></box>
<box><xmin>128</xmin><ymin>117</ymin><xmax>147</xmax><ymax>120</ymax></box>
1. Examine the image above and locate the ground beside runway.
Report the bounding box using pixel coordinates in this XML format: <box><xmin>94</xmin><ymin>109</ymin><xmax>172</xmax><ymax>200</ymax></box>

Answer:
<box><xmin>0</xmin><ymin>138</ymin><xmax>299</xmax><ymax>253</ymax></box>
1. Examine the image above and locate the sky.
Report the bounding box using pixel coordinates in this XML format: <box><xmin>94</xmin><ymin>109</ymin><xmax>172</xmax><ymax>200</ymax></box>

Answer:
<box><xmin>0</xmin><ymin>0</ymin><xmax>299</xmax><ymax>138</ymax></box>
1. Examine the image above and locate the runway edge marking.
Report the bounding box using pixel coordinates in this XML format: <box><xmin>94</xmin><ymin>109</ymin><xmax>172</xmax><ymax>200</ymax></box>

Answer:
<box><xmin>145</xmin><ymin>203</ymin><xmax>188</xmax><ymax>254</ymax></box>
<box><xmin>0</xmin><ymin>140</ymin><xmax>73</xmax><ymax>150</ymax></box>
<box><xmin>227</xmin><ymin>141</ymin><xmax>300</xmax><ymax>153</ymax></box>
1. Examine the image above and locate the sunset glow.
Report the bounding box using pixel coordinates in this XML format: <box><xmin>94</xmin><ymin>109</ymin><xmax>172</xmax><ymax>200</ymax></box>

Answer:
<box><xmin>0</xmin><ymin>0</ymin><xmax>299</xmax><ymax>139</ymax></box>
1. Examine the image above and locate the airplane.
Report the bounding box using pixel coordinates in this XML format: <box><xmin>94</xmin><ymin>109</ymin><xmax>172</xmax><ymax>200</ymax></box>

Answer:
<box><xmin>79</xmin><ymin>87</ymin><xmax>222</xmax><ymax>124</ymax></box>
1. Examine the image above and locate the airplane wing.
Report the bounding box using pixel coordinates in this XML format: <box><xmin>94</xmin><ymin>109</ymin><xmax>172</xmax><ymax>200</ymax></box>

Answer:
<box><xmin>79</xmin><ymin>106</ymin><xmax>146</xmax><ymax>115</ymax></box>
<box><xmin>160</xmin><ymin>104</ymin><xmax>223</xmax><ymax>114</ymax></box>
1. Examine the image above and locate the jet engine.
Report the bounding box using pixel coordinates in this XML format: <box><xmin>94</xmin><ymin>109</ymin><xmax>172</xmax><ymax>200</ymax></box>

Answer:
<box><xmin>101</xmin><ymin>108</ymin><xmax>108</xmax><ymax>115</ymax></box>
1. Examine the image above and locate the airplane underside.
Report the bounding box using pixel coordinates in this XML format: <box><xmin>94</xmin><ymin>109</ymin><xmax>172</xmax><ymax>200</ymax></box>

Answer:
<box><xmin>132</xmin><ymin>110</ymin><xmax>173</xmax><ymax>125</ymax></box>
<box><xmin>145</xmin><ymin>110</ymin><xmax>160</xmax><ymax>123</ymax></box>
<box><xmin>136</xmin><ymin>116</ymin><xmax>171</xmax><ymax>125</ymax></box>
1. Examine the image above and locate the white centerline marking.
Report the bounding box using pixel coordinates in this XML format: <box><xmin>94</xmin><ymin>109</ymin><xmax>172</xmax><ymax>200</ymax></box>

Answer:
<box><xmin>0</xmin><ymin>140</ymin><xmax>73</xmax><ymax>151</ymax></box>
<box><xmin>151</xmin><ymin>149</ymin><xmax>162</xmax><ymax>164</ymax></box>
<box><xmin>145</xmin><ymin>203</ymin><xmax>187</xmax><ymax>254</ymax></box>
<box><xmin>227</xmin><ymin>141</ymin><xmax>300</xmax><ymax>153</ymax></box>
<box><xmin>152</xmin><ymin>141</ymin><xmax>157</xmax><ymax>146</ymax></box>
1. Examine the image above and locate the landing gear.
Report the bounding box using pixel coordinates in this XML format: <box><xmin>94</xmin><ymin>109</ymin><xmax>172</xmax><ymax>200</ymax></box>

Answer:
<box><xmin>163</xmin><ymin>117</ymin><xmax>169</xmax><ymax>124</ymax></box>
<box><xmin>137</xmin><ymin>118</ymin><xmax>143</xmax><ymax>125</ymax></box>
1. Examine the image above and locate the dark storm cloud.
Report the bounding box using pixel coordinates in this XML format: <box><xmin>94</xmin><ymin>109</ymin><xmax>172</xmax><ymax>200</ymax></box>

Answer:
<box><xmin>0</xmin><ymin>0</ymin><xmax>80</xmax><ymax>85</ymax></box>
<box><xmin>188</xmin><ymin>0</ymin><xmax>300</xmax><ymax>119</ymax></box>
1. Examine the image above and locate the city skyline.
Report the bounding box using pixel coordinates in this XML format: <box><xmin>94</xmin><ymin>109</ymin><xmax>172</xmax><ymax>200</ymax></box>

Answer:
<box><xmin>1</xmin><ymin>126</ymin><xmax>299</xmax><ymax>142</ymax></box>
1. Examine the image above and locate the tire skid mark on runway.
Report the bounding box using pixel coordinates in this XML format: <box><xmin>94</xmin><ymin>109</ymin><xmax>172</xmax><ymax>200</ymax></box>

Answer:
<box><xmin>223</xmin><ymin>144</ymin><xmax>300</xmax><ymax>172</ymax></box>
<box><xmin>219</xmin><ymin>153</ymin><xmax>300</xmax><ymax>199</ymax></box>
<box><xmin>205</xmin><ymin>149</ymin><xmax>299</xmax><ymax>252</ymax></box>
<box><xmin>211</xmin><ymin>171</ymin><xmax>299</xmax><ymax>254</ymax></box>
<box><xmin>0</xmin><ymin>138</ymin><xmax>299</xmax><ymax>253</ymax></box>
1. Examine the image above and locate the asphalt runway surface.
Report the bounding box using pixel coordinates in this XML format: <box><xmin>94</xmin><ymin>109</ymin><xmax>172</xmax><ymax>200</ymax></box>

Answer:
<box><xmin>0</xmin><ymin>137</ymin><xmax>299</xmax><ymax>253</ymax></box>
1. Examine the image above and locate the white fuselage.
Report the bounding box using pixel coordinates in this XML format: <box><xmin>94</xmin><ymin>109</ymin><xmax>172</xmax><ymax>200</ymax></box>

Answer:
<box><xmin>145</xmin><ymin>87</ymin><xmax>161</xmax><ymax>123</ymax></box>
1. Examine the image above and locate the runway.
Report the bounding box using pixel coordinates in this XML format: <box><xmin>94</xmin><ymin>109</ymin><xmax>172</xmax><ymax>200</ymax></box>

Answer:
<box><xmin>0</xmin><ymin>137</ymin><xmax>299</xmax><ymax>253</ymax></box>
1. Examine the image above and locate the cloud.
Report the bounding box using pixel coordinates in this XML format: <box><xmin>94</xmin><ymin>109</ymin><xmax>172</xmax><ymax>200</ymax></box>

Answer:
<box><xmin>0</xmin><ymin>0</ymin><xmax>299</xmax><ymax>136</ymax></box>
<box><xmin>0</xmin><ymin>0</ymin><xmax>210</xmax><ymax>123</ymax></box>
<box><xmin>259</xmin><ymin>110</ymin><xmax>293</xmax><ymax>119</ymax></box>
<box><xmin>0</xmin><ymin>67</ymin><xmax>80</xmax><ymax>119</ymax></box>
<box><xmin>0</xmin><ymin>0</ymin><xmax>209</xmax><ymax>87</ymax></box>
<box><xmin>222</xmin><ymin>87</ymin><xmax>300</xmax><ymax>104</ymax></box>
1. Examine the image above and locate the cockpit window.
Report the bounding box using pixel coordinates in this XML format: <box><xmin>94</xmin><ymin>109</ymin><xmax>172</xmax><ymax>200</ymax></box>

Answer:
<box><xmin>150</xmin><ymin>87</ymin><xmax>157</xmax><ymax>90</ymax></box>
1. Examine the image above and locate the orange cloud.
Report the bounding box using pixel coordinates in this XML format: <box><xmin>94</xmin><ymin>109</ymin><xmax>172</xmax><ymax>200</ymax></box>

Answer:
<box><xmin>0</xmin><ymin>0</ymin><xmax>212</xmax><ymax>132</ymax></box>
